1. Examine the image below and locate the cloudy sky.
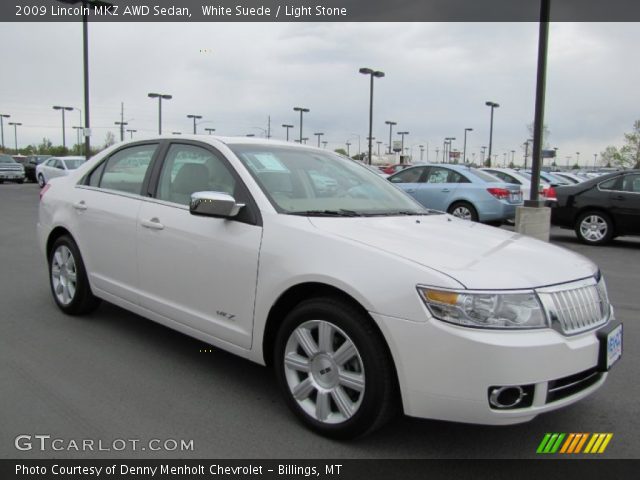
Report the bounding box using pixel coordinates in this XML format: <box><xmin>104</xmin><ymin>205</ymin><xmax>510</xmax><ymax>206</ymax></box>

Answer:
<box><xmin>1</xmin><ymin>21</ymin><xmax>639</xmax><ymax>166</ymax></box>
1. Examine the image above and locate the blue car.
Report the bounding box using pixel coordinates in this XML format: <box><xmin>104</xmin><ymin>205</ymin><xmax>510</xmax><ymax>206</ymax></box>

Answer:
<box><xmin>388</xmin><ymin>164</ymin><xmax>523</xmax><ymax>222</ymax></box>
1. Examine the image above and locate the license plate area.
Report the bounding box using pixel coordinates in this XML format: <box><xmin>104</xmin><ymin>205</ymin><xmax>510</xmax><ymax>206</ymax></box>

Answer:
<box><xmin>597</xmin><ymin>322</ymin><xmax>623</xmax><ymax>371</ymax></box>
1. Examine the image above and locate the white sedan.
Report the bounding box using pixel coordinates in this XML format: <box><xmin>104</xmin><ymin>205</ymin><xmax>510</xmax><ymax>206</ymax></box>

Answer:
<box><xmin>37</xmin><ymin>136</ymin><xmax>622</xmax><ymax>438</ymax></box>
<box><xmin>481</xmin><ymin>167</ymin><xmax>551</xmax><ymax>200</ymax></box>
<box><xmin>36</xmin><ymin>156</ymin><xmax>85</xmax><ymax>187</ymax></box>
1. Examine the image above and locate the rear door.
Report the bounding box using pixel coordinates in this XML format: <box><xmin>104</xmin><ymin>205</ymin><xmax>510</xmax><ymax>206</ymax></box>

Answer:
<box><xmin>418</xmin><ymin>166</ymin><xmax>464</xmax><ymax>211</ymax></box>
<box><xmin>73</xmin><ymin>142</ymin><xmax>160</xmax><ymax>303</ymax></box>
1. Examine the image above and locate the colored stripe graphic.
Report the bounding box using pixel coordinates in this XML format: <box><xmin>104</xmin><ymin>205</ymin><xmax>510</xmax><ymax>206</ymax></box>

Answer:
<box><xmin>538</xmin><ymin>433</ymin><xmax>613</xmax><ymax>454</ymax></box>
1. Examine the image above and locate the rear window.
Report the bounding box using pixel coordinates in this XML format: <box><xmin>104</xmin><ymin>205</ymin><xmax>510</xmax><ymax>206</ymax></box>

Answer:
<box><xmin>470</xmin><ymin>169</ymin><xmax>504</xmax><ymax>183</ymax></box>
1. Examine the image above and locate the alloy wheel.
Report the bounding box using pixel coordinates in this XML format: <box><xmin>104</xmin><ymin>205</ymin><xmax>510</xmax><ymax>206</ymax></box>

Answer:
<box><xmin>579</xmin><ymin>215</ymin><xmax>608</xmax><ymax>242</ymax></box>
<box><xmin>51</xmin><ymin>245</ymin><xmax>77</xmax><ymax>305</ymax></box>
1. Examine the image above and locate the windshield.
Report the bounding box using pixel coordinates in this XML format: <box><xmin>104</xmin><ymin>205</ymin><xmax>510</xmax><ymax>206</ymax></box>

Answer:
<box><xmin>63</xmin><ymin>159</ymin><xmax>85</xmax><ymax>170</ymax></box>
<box><xmin>0</xmin><ymin>155</ymin><xmax>16</xmax><ymax>164</ymax></box>
<box><xmin>230</xmin><ymin>145</ymin><xmax>432</xmax><ymax>216</ymax></box>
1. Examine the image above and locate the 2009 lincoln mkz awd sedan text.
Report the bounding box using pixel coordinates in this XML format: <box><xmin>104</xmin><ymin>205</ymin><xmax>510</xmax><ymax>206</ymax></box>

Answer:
<box><xmin>37</xmin><ymin>136</ymin><xmax>623</xmax><ymax>439</ymax></box>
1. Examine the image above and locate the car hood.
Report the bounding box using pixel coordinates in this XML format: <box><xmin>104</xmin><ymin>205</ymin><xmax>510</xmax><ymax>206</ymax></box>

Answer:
<box><xmin>308</xmin><ymin>214</ymin><xmax>596</xmax><ymax>290</ymax></box>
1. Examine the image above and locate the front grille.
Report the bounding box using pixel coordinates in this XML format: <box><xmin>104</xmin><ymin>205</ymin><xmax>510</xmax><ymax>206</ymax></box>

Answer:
<box><xmin>546</xmin><ymin>368</ymin><xmax>602</xmax><ymax>403</ymax></box>
<box><xmin>537</xmin><ymin>278</ymin><xmax>609</xmax><ymax>335</ymax></box>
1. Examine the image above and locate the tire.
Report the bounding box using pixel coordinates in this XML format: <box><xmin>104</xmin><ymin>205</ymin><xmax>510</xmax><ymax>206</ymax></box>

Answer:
<box><xmin>48</xmin><ymin>235</ymin><xmax>101</xmax><ymax>315</ymax></box>
<box><xmin>575</xmin><ymin>211</ymin><xmax>614</xmax><ymax>246</ymax></box>
<box><xmin>274</xmin><ymin>297</ymin><xmax>397</xmax><ymax>439</ymax></box>
<box><xmin>16</xmin><ymin>179</ymin><xmax>24</xmax><ymax>184</ymax></box>
<box><xmin>37</xmin><ymin>174</ymin><xmax>46</xmax><ymax>188</ymax></box>
<box><xmin>448</xmin><ymin>201</ymin><xmax>479</xmax><ymax>222</ymax></box>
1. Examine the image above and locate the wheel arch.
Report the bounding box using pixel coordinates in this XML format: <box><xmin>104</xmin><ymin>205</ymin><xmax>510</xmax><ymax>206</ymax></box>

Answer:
<box><xmin>46</xmin><ymin>226</ymin><xmax>74</xmax><ymax>259</ymax></box>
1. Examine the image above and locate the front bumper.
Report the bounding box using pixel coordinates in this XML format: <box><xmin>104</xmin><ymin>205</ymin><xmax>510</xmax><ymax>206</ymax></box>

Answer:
<box><xmin>0</xmin><ymin>171</ymin><xmax>25</xmax><ymax>181</ymax></box>
<box><xmin>372</xmin><ymin>311</ymin><xmax>613</xmax><ymax>425</ymax></box>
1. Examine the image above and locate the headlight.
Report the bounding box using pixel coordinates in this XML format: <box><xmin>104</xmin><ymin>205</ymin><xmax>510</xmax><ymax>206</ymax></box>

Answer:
<box><xmin>417</xmin><ymin>287</ymin><xmax>547</xmax><ymax>329</ymax></box>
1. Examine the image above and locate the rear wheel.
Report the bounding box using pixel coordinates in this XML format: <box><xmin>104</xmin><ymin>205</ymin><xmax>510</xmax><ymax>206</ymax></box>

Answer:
<box><xmin>575</xmin><ymin>211</ymin><xmax>613</xmax><ymax>245</ymax></box>
<box><xmin>274</xmin><ymin>297</ymin><xmax>397</xmax><ymax>439</ymax></box>
<box><xmin>49</xmin><ymin>235</ymin><xmax>101</xmax><ymax>315</ymax></box>
<box><xmin>448</xmin><ymin>201</ymin><xmax>478</xmax><ymax>222</ymax></box>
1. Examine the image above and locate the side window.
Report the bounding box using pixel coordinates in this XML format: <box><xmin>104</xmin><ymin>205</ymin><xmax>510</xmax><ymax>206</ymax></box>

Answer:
<box><xmin>86</xmin><ymin>161</ymin><xmax>106</xmax><ymax>187</ymax></box>
<box><xmin>390</xmin><ymin>167</ymin><xmax>425</xmax><ymax>183</ymax></box>
<box><xmin>55</xmin><ymin>160</ymin><xmax>65</xmax><ymax>170</ymax></box>
<box><xmin>599</xmin><ymin>178</ymin><xmax>619</xmax><ymax>191</ymax></box>
<box><xmin>45</xmin><ymin>158</ymin><xmax>56</xmax><ymax>167</ymax></box>
<box><xmin>156</xmin><ymin>144</ymin><xmax>236</xmax><ymax>206</ymax></box>
<box><xmin>99</xmin><ymin>144</ymin><xmax>157</xmax><ymax>194</ymax></box>
<box><xmin>622</xmin><ymin>174</ymin><xmax>640</xmax><ymax>193</ymax></box>
<box><xmin>449</xmin><ymin>171</ymin><xmax>471</xmax><ymax>183</ymax></box>
<box><xmin>426</xmin><ymin>167</ymin><xmax>451</xmax><ymax>184</ymax></box>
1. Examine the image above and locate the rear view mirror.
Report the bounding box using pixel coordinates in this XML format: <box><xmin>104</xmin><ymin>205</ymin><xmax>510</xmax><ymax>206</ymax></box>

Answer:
<box><xmin>190</xmin><ymin>191</ymin><xmax>244</xmax><ymax>218</ymax></box>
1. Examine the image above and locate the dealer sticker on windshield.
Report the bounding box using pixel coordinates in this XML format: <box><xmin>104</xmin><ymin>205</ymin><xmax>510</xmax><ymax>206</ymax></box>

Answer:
<box><xmin>605</xmin><ymin>324</ymin><xmax>623</xmax><ymax>370</ymax></box>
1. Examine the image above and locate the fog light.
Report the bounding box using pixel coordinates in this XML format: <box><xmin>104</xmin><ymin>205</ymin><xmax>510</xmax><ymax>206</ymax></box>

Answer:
<box><xmin>488</xmin><ymin>385</ymin><xmax>534</xmax><ymax>409</ymax></box>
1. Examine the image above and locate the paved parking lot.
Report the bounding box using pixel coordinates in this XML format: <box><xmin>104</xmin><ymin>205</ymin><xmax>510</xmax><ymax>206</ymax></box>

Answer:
<box><xmin>1</xmin><ymin>183</ymin><xmax>638</xmax><ymax>459</ymax></box>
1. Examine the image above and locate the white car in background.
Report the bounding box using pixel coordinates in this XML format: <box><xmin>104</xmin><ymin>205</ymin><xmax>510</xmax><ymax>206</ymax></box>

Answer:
<box><xmin>37</xmin><ymin>136</ymin><xmax>622</xmax><ymax>438</ymax></box>
<box><xmin>36</xmin><ymin>156</ymin><xmax>86</xmax><ymax>187</ymax></box>
<box><xmin>481</xmin><ymin>167</ymin><xmax>549</xmax><ymax>200</ymax></box>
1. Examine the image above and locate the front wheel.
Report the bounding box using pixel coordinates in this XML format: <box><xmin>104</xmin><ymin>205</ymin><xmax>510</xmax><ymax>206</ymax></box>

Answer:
<box><xmin>575</xmin><ymin>211</ymin><xmax>613</xmax><ymax>245</ymax></box>
<box><xmin>49</xmin><ymin>235</ymin><xmax>101</xmax><ymax>315</ymax></box>
<box><xmin>37</xmin><ymin>174</ymin><xmax>46</xmax><ymax>188</ymax></box>
<box><xmin>448</xmin><ymin>201</ymin><xmax>479</xmax><ymax>222</ymax></box>
<box><xmin>274</xmin><ymin>298</ymin><xmax>397</xmax><ymax>439</ymax></box>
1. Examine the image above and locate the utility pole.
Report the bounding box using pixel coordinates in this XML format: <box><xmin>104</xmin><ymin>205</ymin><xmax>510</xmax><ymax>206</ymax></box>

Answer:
<box><xmin>114</xmin><ymin>102</ymin><xmax>127</xmax><ymax>141</ymax></box>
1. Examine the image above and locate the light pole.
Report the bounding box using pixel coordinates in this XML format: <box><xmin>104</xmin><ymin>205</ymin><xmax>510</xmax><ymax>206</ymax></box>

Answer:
<box><xmin>314</xmin><ymin>132</ymin><xmax>324</xmax><ymax>148</ymax></box>
<box><xmin>346</xmin><ymin>141</ymin><xmax>351</xmax><ymax>157</ymax></box>
<box><xmin>126</xmin><ymin>129</ymin><xmax>137</xmax><ymax>139</ymax></box>
<box><xmin>72</xmin><ymin>126</ymin><xmax>83</xmax><ymax>152</ymax></box>
<box><xmin>376</xmin><ymin>141</ymin><xmax>382</xmax><ymax>156</ymax></box>
<box><xmin>385</xmin><ymin>121</ymin><xmax>396</xmax><ymax>154</ymax></box>
<box><xmin>282</xmin><ymin>124</ymin><xmax>293</xmax><ymax>141</ymax></box>
<box><xmin>359</xmin><ymin>67</ymin><xmax>385</xmax><ymax>165</ymax></box>
<box><xmin>576</xmin><ymin>151</ymin><xmax>580</xmax><ymax>166</ymax></box>
<box><xmin>419</xmin><ymin>145</ymin><xmax>425</xmax><ymax>162</ymax></box>
<box><xmin>0</xmin><ymin>114</ymin><xmax>9</xmax><ymax>151</ymax></box>
<box><xmin>205</xmin><ymin>128</ymin><xmax>216</xmax><ymax>135</ymax></box>
<box><xmin>397</xmin><ymin>132</ymin><xmax>409</xmax><ymax>163</ymax></box>
<box><xmin>302</xmin><ymin>137</ymin><xmax>309</xmax><ymax>145</ymax></box>
<box><xmin>511</xmin><ymin>150</ymin><xmax>515</xmax><ymax>166</ymax></box>
<box><xmin>444</xmin><ymin>137</ymin><xmax>455</xmax><ymax>163</ymax></box>
<box><xmin>293</xmin><ymin>107</ymin><xmax>309</xmax><ymax>143</ymax></box>
<box><xmin>485</xmin><ymin>101</ymin><xmax>499</xmax><ymax>166</ymax></box>
<box><xmin>148</xmin><ymin>93</ymin><xmax>172</xmax><ymax>134</ymax></box>
<box><xmin>322</xmin><ymin>141</ymin><xmax>328</xmax><ymax>149</ymax></box>
<box><xmin>593</xmin><ymin>153</ymin><xmax>598</xmax><ymax>169</ymax></box>
<box><xmin>8</xmin><ymin>122</ymin><xmax>21</xmax><ymax>152</ymax></box>
<box><xmin>114</xmin><ymin>120</ymin><xmax>128</xmax><ymax>141</ymax></box>
<box><xmin>463</xmin><ymin>127</ymin><xmax>473</xmax><ymax>163</ymax></box>
<box><xmin>53</xmin><ymin>105</ymin><xmax>74</xmax><ymax>149</ymax></box>
<box><xmin>187</xmin><ymin>114</ymin><xmax>202</xmax><ymax>134</ymax></box>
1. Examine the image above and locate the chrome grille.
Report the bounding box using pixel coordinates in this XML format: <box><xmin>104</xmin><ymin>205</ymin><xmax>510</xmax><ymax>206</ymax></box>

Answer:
<box><xmin>537</xmin><ymin>277</ymin><xmax>609</xmax><ymax>335</ymax></box>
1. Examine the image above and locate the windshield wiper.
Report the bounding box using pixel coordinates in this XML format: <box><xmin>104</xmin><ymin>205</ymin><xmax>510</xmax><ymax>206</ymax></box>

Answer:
<box><xmin>289</xmin><ymin>209</ymin><xmax>362</xmax><ymax>217</ymax></box>
<box><xmin>372</xmin><ymin>210</ymin><xmax>440</xmax><ymax>216</ymax></box>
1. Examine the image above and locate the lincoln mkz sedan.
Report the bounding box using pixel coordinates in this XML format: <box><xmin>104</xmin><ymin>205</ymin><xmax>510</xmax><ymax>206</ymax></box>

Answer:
<box><xmin>38</xmin><ymin>136</ymin><xmax>623</xmax><ymax>438</ymax></box>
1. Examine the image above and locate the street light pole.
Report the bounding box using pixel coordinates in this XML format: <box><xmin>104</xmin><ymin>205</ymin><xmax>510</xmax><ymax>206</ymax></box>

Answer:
<box><xmin>72</xmin><ymin>126</ymin><xmax>83</xmax><ymax>152</ymax></box>
<box><xmin>53</xmin><ymin>105</ymin><xmax>74</xmax><ymax>149</ymax></box>
<box><xmin>293</xmin><ymin>107</ymin><xmax>309</xmax><ymax>143</ymax></box>
<box><xmin>148</xmin><ymin>93</ymin><xmax>172</xmax><ymax>134</ymax></box>
<box><xmin>0</xmin><ymin>114</ymin><xmax>9</xmax><ymax>151</ymax></box>
<box><xmin>114</xmin><ymin>120</ymin><xmax>128</xmax><ymax>141</ymax></box>
<box><xmin>419</xmin><ymin>145</ymin><xmax>424</xmax><ymax>162</ymax></box>
<box><xmin>282</xmin><ymin>124</ymin><xmax>293</xmax><ymax>141</ymax></box>
<box><xmin>314</xmin><ymin>132</ymin><xmax>324</xmax><ymax>148</ymax></box>
<box><xmin>359</xmin><ymin>67</ymin><xmax>385</xmax><ymax>165</ymax></box>
<box><xmin>376</xmin><ymin>141</ymin><xmax>382</xmax><ymax>156</ymax></box>
<box><xmin>126</xmin><ymin>129</ymin><xmax>137</xmax><ymax>139</ymax></box>
<box><xmin>485</xmin><ymin>101</ymin><xmax>500</xmax><ymax>167</ymax></box>
<box><xmin>8</xmin><ymin>122</ymin><xmax>21</xmax><ymax>152</ymax></box>
<box><xmin>463</xmin><ymin>128</ymin><xmax>473</xmax><ymax>163</ymax></box>
<box><xmin>205</xmin><ymin>128</ymin><xmax>216</xmax><ymax>135</ymax></box>
<box><xmin>397</xmin><ymin>132</ymin><xmax>409</xmax><ymax>163</ymax></box>
<box><xmin>187</xmin><ymin>114</ymin><xmax>202</xmax><ymax>134</ymax></box>
<box><xmin>346</xmin><ymin>142</ymin><xmax>351</xmax><ymax>157</ymax></box>
<box><xmin>385</xmin><ymin>121</ymin><xmax>396</xmax><ymax>154</ymax></box>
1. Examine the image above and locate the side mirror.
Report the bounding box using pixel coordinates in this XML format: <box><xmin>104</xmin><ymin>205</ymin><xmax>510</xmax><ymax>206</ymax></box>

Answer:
<box><xmin>189</xmin><ymin>191</ymin><xmax>244</xmax><ymax>218</ymax></box>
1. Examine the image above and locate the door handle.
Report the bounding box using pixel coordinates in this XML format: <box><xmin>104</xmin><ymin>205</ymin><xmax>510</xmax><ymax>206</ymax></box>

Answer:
<box><xmin>73</xmin><ymin>201</ymin><xmax>87</xmax><ymax>211</ymax></box>
<box><xmin>141</xmin><ymin>218</ymin><xmax>165</xmax><ymax>230</ymax></box>
<box><xmin>612</xmin><ymin>195</ymin><xmax>625</xmax><ymax>201</ymax></box>
<box><xmin>441</xmin><ymin>188</ymin><xmax>451</xmax><ymax>192</ymax></box>
<box><xmin>406</xmin><ymin>188</ymin><xmax>416</xmax><ymax>193</ymax></box>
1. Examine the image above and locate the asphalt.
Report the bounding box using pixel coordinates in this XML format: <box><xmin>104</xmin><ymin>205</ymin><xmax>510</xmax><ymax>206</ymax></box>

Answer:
<box><xmin>1</xmin><ymin>183</ymin><xmax>638</xmax><ymax>459</ymax></box>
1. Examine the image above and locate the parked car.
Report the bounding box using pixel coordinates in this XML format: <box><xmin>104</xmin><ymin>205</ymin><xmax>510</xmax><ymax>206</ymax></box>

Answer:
<box><xmin>380</xmin><ymin>163</ymin><xmax>412</xmax><ymax>175</ymax></box>
<box><xmin>481</xmin><ymin>167</ymin><xmax>548</xmax><ymax>200</ymax></box>
<box><xmin>0</xmin><ymin>154</ymin><xmax>25</xmax><ymax>183</ymax></box>
<box><xmin>549</xmin><ymin>170</ymin><xmax>640</xmax><ymax>245</ymax></box>
<box><xmin>553</xmin><ymin>171</ymin><xmax>586</xmax><ymax>184</ymax></box>
<box><xmin>388</xmin><ymin>164</ymin><xmax>523</xmax><ymax>223</ymax></box>
<box><xmin>36</xmin><ymin>156</ymin><xmax>85</xmax><ymax>187</ymax></box>
<box><xmin>24</xmin><ymin>155</ymin><xmax>52</xmax><ymax>182</ymax></box>
<box><xmin>38</xmin><ymin>136</ymin><xmax>621</xmax><ymax>438</ymax></box>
